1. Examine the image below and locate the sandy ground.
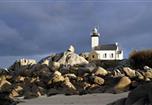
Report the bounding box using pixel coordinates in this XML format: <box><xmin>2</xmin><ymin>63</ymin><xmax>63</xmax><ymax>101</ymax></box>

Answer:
<box><xmin>18</xmin><ymin>92</ymin><xmax>128</xmax><ymax>105</ymax></box>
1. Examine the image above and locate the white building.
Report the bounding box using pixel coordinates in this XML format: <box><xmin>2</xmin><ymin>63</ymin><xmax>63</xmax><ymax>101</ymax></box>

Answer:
<box><xmin>89</xmin><ymin>28</ymin><xmax>123</xmax><ymax>61</ymax></box>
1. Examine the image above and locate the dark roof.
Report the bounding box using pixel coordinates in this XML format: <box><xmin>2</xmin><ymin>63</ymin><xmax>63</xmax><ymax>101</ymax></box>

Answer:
<box><xmin>91</xmin><ymin>34</ymin><xmax>99</xmax><ymax>37</ymax></box>
<box><xmin>94</xmin><ymin>44</ymin><xmax>117</xmax><ymax>50</ymax></box>
<box><xmin>91</xmin><ymin>32</ymin><xmax>100</xmax><ymax>37</ymax></box>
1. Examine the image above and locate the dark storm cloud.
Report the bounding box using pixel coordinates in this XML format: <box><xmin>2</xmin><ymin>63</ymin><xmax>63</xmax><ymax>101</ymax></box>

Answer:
<box><xmin>0</xmin><ymin>0</ymin><xmax>152</xmax><ymax>57</ymax></box>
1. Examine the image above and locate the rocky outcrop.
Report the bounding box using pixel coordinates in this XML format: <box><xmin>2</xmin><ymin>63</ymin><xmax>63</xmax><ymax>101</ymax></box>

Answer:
<box><xmin>8</xmin><ymin>58</ymin><xmax>36</xmax><ymax>76</ymax></box>
<box><xmin>9</xmin><ymin>58</ymin><xmax>36</xmax><ymax>70</ymax></box>
<box><xmin>57</xmin><ymin>48</ymin><xmax>89</xmax><ymax>66</ymax></box>
<box><xmin>5</xmin><ymin>62</ymin><xmax>152</xmax><ymax>100</ymax></box>
<box><xmin>2</xmin><ymin>46</ymin><xmax>152</xmax><ymax>104</ymax></box>
<box><xmin>6</xmin><ymin>59</ymin><xmax>152</xmax><ymax>99</ymax></box>
<box><xmin>39</xmin><ymin>45</ymin><xmax>88</xmax><ymax>66</ymax></box>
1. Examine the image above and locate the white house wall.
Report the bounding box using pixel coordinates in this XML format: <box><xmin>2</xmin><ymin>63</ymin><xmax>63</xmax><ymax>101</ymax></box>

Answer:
<box><xmin>118</xmin><ymin>50</ymin><xmax>123</xmax><ymax>60</ymax></box>
<box><xmin>95</xmin><ymin>50</ymin><xmax>123</xmax><ymax>60</ymax></box>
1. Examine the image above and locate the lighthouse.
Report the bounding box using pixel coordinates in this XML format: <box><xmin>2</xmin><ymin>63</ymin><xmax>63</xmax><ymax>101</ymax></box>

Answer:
<box><xmin>89</xmin><ymin>27</ymin><xmax>123</xmax><ymax>61</ymax></box>
<box><xmin>91</xmin><ymin>28</ymin><xmax>100</xmax><ymax>50</ymax></box>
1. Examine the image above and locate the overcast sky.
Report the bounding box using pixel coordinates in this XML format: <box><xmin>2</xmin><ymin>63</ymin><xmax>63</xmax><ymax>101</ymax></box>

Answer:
<box><xmin>0</xmin><ymin>0</ymin><xmax>152</xmax><ymax>68</ymax></box>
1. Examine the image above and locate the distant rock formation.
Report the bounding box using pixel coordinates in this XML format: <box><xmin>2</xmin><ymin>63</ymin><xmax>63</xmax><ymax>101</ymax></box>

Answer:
<box><xmin>39</xmin><ymin>45</ymin><xmax>88</xmax><ymax>66</ymax></box>
<box><xmin>8</xmin><ymin>58</ymin><xmax>36</xmax><ymax>76</ymax></box>
<box><xmin>8</xmin><ymin>58</ymin><xmax>36</xmax><ymax>71</ymax></box>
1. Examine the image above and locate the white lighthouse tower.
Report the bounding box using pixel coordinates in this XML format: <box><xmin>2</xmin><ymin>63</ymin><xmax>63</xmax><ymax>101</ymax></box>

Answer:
<box><xmin>91</xmin><ymin>28</ymin><xmax>100</xmax><ymax>50</ymax></box>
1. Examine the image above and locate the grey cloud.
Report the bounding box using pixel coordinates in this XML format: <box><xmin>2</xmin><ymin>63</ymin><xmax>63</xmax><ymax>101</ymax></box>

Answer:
<box><xmin>0</xmin><ymin>1</ymin><xmax>151</xmax><ymax>58</ymax></box>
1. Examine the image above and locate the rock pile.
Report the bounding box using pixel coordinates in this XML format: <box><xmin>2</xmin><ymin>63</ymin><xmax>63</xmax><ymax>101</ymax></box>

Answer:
<box><xmin>1</xmin><ymin>46</ymin><xmax>152</xmax><ymax>104</ymax></box>
<box><xmin>4</xmin><ymin>59</ymin><xmax>152</xmax><ymax>100</ymax></box>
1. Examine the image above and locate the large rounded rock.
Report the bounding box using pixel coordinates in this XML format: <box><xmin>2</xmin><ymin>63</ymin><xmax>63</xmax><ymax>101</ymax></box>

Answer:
<box><xmin>0</xmin><ymin>75</ymin><xmax>12</xmax><ymax>92</ymax></box>
<box><xmin>23</xmin><ymin>84</ymin><xmax>42</xmax><ymax>99</ymax></box>
<box><xmin>122</xmin><ymin>67</ymin><xmax>136</xmax><ymax>78</ymax></box>
<box><xmin>41</xmin><ymin>59</ymin><xmax>49</xmax><ymax>66</ymax></box>
<box><xmin>10</xmin><ymin>89</ymin><xmax>19</xmax><ymax>97</ymax></box>
<box><xmin>11</xmin><ymin>85</ymin><xmax>23</xmax><ymax>97</ymax></box>
<box><xmin>50</xmin><ymin>62</ymin><xmax>60</xmax><ymax>71</ymax></box>
<box><xmin>52</xmin><ymin>75</ymin><xmax>64</xmax><ymax>84</ymax></box>
<box><xmin>62</xmin><ymin>77</ymin><xmax>77</xmax><ymax>94</ymax></box>
<box><xmin>47</xmin><ymin>88</ymin><xmax>63</xmax><ymax>96</ymax></box>
<box><xmin>144</xmin><ymin>66</ymin><xmax>151</xmax><ymax>70</ymax></box>
<box><xmin>114</xmin><ymin>76</ymin><xmax>131</xmax><ymax>92</ymax></box>
<box><xmin>0</xmin><ymin>92</ymin><xmax>17</xmax><ymax>105</ymax></box>
<box><xmin>111</xmin><ymin>69</ymin><xmax>125</xmax><ymax>77</ymax></box>
<box><xmin>125</xmin><ymin>82</ymin><xmax>152</xmax><ymax>105</ymax></box>
<box><xmin>144</xmin><ymin>69</ymin><xmax>152</xmax><ymax>81</ymax></box>
<box><xmin>64</xmin><ymin>74</ymin><xmax>77</xmax><ymax>79</ymax></box>
<box><xmin>87</xmin><ymin>84</ymin><xmax>101</xmax><ymax>93</ymax></box>
<box><xmin>135</xmin><ymin>71</ymin><xmax>144</xmax><ymax>80</ymax></box>
<box><xmin>57</xmin><ymin>52</ymin><xmax>88</xmax><ymax>66</ymax></box>
<box><xmin>93</xmin><ymin>76</ymin><xmax>104</xmax><ymax>85</ymax></box>
<box><xmin>48</xmin><ymin>71</ymin><xmax>64</xmax><ymax>84</ymax></box>
<box><xmin>15</xmin><ymin>76</ymin><xmax>25</xmax><ymax>82</ymax></box>
<box><xmin>24</xmin><ymin>91</ymin><xmax>41</xmax><ymax>99</ymax></box>
<box><xmin>31</xmin><ymin>64</ymin><xmax>51</xmax><ymax>74</ymax></box>
<box><xmin>79</xmin><ymin>82</ymin><xmax>91</xmax><ymax>90</ymax></box>
<box><xmin>94</xmin><ymin>67</ymin><xmax>108</xmax><ymax>76</ymax></box>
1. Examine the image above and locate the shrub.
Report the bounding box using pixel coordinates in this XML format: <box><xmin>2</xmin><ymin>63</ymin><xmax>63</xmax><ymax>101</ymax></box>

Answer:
<box><xmin>129</xmin><ymin>49</ymin><xmax>152</xmax><ymax>69</ymax></box>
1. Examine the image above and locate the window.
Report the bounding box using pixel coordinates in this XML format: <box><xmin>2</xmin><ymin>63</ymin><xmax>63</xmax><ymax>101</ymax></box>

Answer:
<box><xmin>103</xmin><ymin>53</ymin><xmax>107</xmax><ymax>58</ymax></box>
<box><xmin>111</xmin><ymin>53</ymin><xmax>114</xmax><ymax>58</ymax></box>
<box><xmin>92</xmin><ymin>55</ymin><xmax>95</xmax><ymax>58</ymax></box>
<box><xmin>117</xmin><ymin>54</ymin><xmax>119</xmax><ymax>58</ymax></box>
